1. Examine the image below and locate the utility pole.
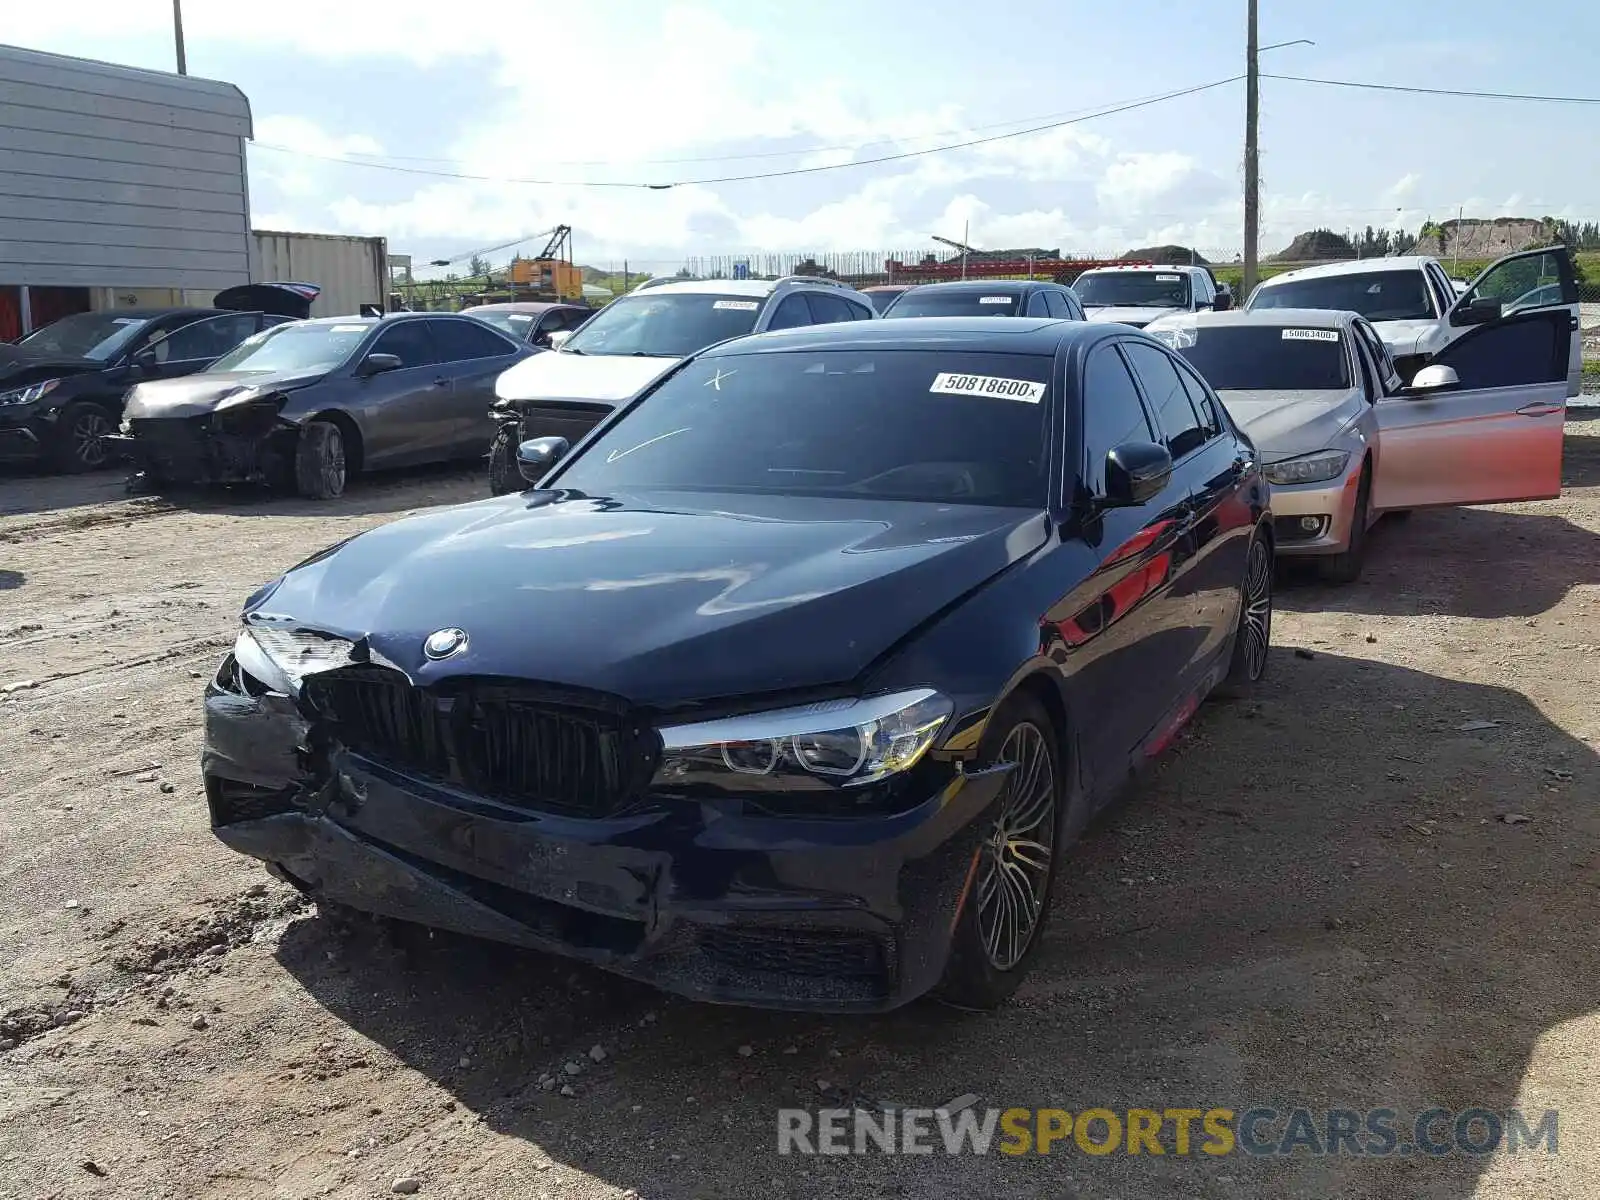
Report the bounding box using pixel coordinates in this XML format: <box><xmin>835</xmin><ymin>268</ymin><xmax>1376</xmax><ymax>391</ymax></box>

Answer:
<box><xmin>961</xmin><ymin>219</ymin><xmax>969</xmax><ymax>281</ymax></box>
<box><xmin>1241</xmin><ymin>0</ymin><xmax>1259</xmax><ymax>299</ymax></box>
<box><xmin>172</xmin><ymin>0</ymin><xmax>188</xmax><ymax>74</ymax></box>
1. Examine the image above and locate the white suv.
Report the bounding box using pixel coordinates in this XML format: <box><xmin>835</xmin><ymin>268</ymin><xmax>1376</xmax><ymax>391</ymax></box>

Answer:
<box><xmin>1246</xmin><ymin>247</ymin><xmax>1583</xmax><ymax>394</ymax></box>
<box><xmin>1073</xmin><ymin>263</ymin><xmax>1227</xmax><ymax>328</ymax></box>
<box><xmin>487</xmin><ymin>276</ymin><xmax>876</xmax><ymax>492</ymax></box>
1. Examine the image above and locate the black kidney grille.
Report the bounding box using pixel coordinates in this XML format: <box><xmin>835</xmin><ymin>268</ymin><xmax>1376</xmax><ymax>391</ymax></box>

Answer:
<box><xmin>304</xmin><ymin>667</ymin><xmax>647</xmax><ymax>817</ymax></box>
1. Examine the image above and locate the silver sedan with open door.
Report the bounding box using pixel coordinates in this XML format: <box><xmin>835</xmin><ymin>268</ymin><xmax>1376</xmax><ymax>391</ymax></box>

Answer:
<box><xmin>1147</xmin><ymin>301</ymin><xmax>1569</xmax><ymax>583</ymax></box>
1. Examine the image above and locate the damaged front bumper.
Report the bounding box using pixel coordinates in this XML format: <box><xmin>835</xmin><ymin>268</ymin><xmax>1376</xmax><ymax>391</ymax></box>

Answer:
<box><xmin>201</xmin><ymin>672</ymin><xmax>1007</xmax><ymax>1012</ymax></box>
<box><xmin>110</xmin><ymin>407</ymin><xmax>299</xmax><ymax>486</ymax></box>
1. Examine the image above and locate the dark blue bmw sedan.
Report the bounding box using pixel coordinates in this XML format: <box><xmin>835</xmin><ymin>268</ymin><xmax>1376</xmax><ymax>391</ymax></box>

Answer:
<box><xmin>201</xmin><ymin>317</ymin><xmax>1272</xmax><ymax>1012</ymax></box>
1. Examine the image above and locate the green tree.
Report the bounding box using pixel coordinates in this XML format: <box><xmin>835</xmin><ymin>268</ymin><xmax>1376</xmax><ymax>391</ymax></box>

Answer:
<box><xmin>468</xmin><ymin>254</ymin><xmax>490</xmax><ymax>277</ymax></box>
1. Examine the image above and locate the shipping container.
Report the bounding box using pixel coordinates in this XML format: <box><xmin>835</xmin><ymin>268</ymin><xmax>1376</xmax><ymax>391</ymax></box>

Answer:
<box><xmin>250</xmin><ymin>230</ymin><xmax>388</xmax><ymax>317</ymax></box>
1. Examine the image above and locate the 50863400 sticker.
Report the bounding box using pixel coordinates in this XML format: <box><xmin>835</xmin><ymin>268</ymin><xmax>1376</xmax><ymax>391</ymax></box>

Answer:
<box><xmin>1281</xmin><ymin>328</ymin><xmax>1340</xmax><ymax>342</ymax></box>
<box><xmin>929</xmin><ymin>372</ymin><xmax>1046</xmax><ymax>402</ymax></box>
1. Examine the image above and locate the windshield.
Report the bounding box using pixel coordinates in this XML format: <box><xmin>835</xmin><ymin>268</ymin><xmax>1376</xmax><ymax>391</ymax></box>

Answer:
<box><xmin>207</xmin><ymin>321</ymin><xmax>371</xmax><ymax>374</ymax></box>
<box><xmin>466</xmin><ymin>310</ymin><xmax>535</xmax><ymax>338</ymax></box>
<box><xmin>1158</xmin><ymin>324</ymin><xmax>1351</xmax><ymax>391</ymax></box>
<box><xmin>562</xmin><ymin>293</ymin><xmax>762</xmax><ymax>357</ymax></box>
<box><xmin>1075</xmin><ymin>272</ymin><xmax>1191</xmax><ymax>309</ymax></box>
<box><xmin>864</xmin><ymin>290</ymin><xmax>906</xmax><ymax>314</ymax></box>
<box><xmin>554</xmin><ymin>350</ymin><xmax>1052</xmax><ymax>507</ymax></box>
<box><xmin>885</xmin><ymin>290</ymin><xmax>1023</xmax><ymax>317</ymax></box>
<box><xmin>19</xmin><ymin>312</ymin><xmax>150</xmax><ymax>361</ymax></box>
<box><xmin>1249</xmin><ymin>269</ymin><xmax>1433</xmax><ymax>322</ymax></box>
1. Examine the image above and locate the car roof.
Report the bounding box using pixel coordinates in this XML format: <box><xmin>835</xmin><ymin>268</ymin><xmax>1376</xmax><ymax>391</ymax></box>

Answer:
<box><xmin>53</xmin><ymin>307</ymin><xmax>225</xmax><ymax>320</ymax></box>
<box><xmin>898</xmin><ymin>280</ymin><xmax>1047</xmax><ymax>294</ymax></box>
<box><xmin>628</xmin><ymin>279</ymin><xmax>778</xmax><ymax>298</ymax></box>
<box><xmin>1155</xmin><ymin>308</ymin><xmax>1354</xmax><ymax>331</ymax></box>
<box><xmin>462</xmin><ymin>302</ymin><xmax>572</xmax><ymax>314</ymax></box>
<box><xmin>858</xmin><ymin>284</ymin><xmax>912</xmax><ymax>293</ymax></box>
<box><xmin>1257</xmin><ymin>256</ymin><xmax>1436</xmax><ymax>286</ymax></box>
<box><xmin>1077</xmin><ymin>264</ymin><xmax>1205</xmax><ymax>275</ymax></box>
<box><xmin>700</xmin><ymin>316</ymin><xmax>1109</xmax><ymax>357</ymax></box>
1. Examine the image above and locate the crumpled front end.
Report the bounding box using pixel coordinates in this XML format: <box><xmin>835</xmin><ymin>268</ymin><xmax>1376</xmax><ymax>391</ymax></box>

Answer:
<box><xmin>201</xmin><ymin>649</ymin><xmax>1008</xmax><ymax>1012</ymax></box>
<box><xmin>117</xmin><ymin>403</ymin><xmax>300</xmax><ymax>486</ymax></box>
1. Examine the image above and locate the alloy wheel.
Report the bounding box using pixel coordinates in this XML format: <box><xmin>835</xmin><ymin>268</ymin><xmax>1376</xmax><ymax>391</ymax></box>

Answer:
<box><xmin>975</xmin><ymin>721</ymin><xmax>1056</xmax><ymax>971</ymax></box>
<box><xmin>323</xmin><ymin>427</ymin><xmax>346</xmax><ymax>495</ymax></box>
<box><xmin>1243</xmin><ymin>537</ymin><xmax>1273</xmax><ymax>681</ymax></box>
<box><xmin>73</xmin><ymin>410</ymin><xmax>112</xmax><ymax>468</ymax></box>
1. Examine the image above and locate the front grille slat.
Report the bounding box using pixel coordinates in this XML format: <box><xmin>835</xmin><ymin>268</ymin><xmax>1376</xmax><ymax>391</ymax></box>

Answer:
<box><xmin>304</xmin><ymin>667</ymin><xmax>650</xmax><ymax>818</ymax></box>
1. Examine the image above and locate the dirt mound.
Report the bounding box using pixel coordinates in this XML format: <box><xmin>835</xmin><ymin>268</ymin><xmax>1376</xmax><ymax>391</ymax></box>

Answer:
<box><xmin>1122</xmin><ymin>245</ymin><xmax>1208</xmax><ymax>265</ymax></box>
<box><xmin>1272</xmin><ymin>230</ymin><xmax>1355</xmax><ymax>262</ymax></box>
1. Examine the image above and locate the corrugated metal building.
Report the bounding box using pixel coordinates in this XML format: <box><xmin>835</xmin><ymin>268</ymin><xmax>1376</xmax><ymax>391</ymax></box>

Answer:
<box><xmin>0</xmin><ymin>43</ymin><xmax>253</xmax><ymax>339</ymax></box>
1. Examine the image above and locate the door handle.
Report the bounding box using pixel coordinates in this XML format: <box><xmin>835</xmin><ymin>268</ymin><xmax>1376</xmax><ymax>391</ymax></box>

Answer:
<box><xmin>1515</xmin><ymin>401</ymin><xmax>1563</xmax><ymax>417</ymax></box>
<box><xmin>432</xmin><ymin>377</ymin><xmax>449</xmax><ymax>387</ymax></box>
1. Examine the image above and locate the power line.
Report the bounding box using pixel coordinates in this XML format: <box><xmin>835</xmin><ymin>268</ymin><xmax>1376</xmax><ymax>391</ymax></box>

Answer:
<box><xmin>1264</xmin><ymin>74</ymin><xmax>1600</xmax><ymax>104</ymax></box>
<box><xmin>247</xmin><ymin>75</ymin><xmax>1243</xmax><ymax>190</ymax></box>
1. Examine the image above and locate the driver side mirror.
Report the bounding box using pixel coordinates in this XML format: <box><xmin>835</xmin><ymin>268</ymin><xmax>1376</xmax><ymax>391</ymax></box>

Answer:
<box><xmin>1453</xmin><ymin>296</ymin><xmax>1502</xmax><ymax>326</ymax></box>
<box><xmin>1213</xmin><ymin>291</ymin><xmax>1233</xmax><ymax>312</ymax></box>
<box><xmin>517</xmin><ymin>436</ymin><xmax>570</xmax><ymax>483</ymax></box>
<box><xmin>355</xmin><ymin>352</ymin><xmax>403</xmax><ymax>378</ymax></box>
<box><xmin>1102</xmin><ymin>441</ymin><xmax>1173</xmax><ymax>507</ymax></box>
<box><xmin>132</xmin><ymin>348</ymin><xmax>159</xmax><ymax>373</ymax></box>
<box><xmin>1405</xmin><ymin>364</ymin><xmax>1460</xmax><ymax>395</ymax></box>
<box><xmin>546</xmin><ymin>330</ymin><xmax>573</xmax><ymax>351</ymax></box>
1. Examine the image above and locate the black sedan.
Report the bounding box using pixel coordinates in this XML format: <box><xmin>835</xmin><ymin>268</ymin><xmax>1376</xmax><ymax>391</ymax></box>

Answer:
<box><xmin>882</xmin><ymin>278</ymin><xmax>1086</xmax><ymax>321</ymax></box>
<box><xmin>200</xmin><ymin>317</ymin><xmax>1272</xmax><ymax>1011</ymax></box>
<box><xmin>0</xmin><ymin>283</ymin><xmax>315</xmax><ymax>473</ymax></box>
<box><xmin>116</xmin><ymin>312</ymin><xmax>533</xmax><ymax>499</ymax></box>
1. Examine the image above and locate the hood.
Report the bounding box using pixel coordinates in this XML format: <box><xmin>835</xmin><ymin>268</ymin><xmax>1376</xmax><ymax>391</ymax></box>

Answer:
<box><xmin>1369</xmin><ymin>318</ymin><xmax>1437</xmax><ymax>359</ymax></box>
<box><xmin>248</xmin><ymin>490</ymin><xmax>1049</xmax><ymax>706</ymax></box>
<box><xmin>1083</xmin><ymin>305</ymin><xmax>1182</xmax><ymax>328</ymax></box>
<box><xmin>122</xmin><ymin>368</ymin><xmax>328</xmax><ymax>420</ymax></box>
<box><xmin>1216</xmin><ymin>388</ymin><xmax>1365</xmax><ymax>456</ymax></box>
<box><xmin>0</xmin><ymin>342</ymin><xmax>102</xmax><ymax>387</ymax></box>
<box><xmin>494</xmin><ymin>348</ymin><xmax>679</xmax><ymax>404</ymax></box>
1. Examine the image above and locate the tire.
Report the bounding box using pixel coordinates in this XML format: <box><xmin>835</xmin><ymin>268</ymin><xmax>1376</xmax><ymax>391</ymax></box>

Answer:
<box><xmin>487</xmin><ymin>425</ymin><xmax>519</xmax><ymax>496</ymax></box>
<box><xmin>1386</xmin><ymin>509</ymin><xmax>1412</xmax><ymax>522</ymax></box>
<box><xmin>1318</xmin><ymin>463</ymin><xmax>1372</xmax><ymax>585</ymax></box>
<box><xmin>51</xmin><ymin>401</ymin><xmax>117</xmax><ymax>473</ymax></box>
<box><xmin>293</xmin><ymin>420</ymin><xmax>347</xmax><ymax>500</ymax></box>
<box><xmin>938</xmin><ymin>693</ymin><xmax>1064</xmax><ymax>1011</ymax></box>
<box><xmin>1216</xmin><ymin>527</ymin><xmax>1274</xmax><ymax>699</ymax></box>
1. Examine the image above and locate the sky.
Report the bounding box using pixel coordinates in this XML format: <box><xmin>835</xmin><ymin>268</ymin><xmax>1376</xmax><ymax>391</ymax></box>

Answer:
<box><xmin>9</xmin><ymin>0</ymin><xmax>1599</xmax><ymax>277</ymax></box>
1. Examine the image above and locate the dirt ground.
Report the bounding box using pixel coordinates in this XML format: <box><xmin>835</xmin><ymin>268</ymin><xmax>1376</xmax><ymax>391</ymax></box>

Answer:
<box><xmin>2</xmin><ymin>428</ymin><xmax>1599</xmax><ymax>1200</ymax></box>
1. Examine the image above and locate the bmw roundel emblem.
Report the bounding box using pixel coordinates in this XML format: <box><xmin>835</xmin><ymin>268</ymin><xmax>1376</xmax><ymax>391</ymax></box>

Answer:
<box><xmin>423</xmin><ymin>627</ymin><xmax>469</xmax><ymax>660</ymax></box>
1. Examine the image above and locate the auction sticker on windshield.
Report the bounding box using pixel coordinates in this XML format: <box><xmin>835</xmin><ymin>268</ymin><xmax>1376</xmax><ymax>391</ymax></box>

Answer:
<box><xmin>979</xmin><ymin>296</ymin><xmax>1011</xmax><ymax>305</ymax></box>
<box><xmin>713</xmin><ymin>300</ymin><xmax>760</xmax><ymax>311</ymax></box>
<box><xmin>1282</xmin><ymin>329</ymin><xmax>1340</xmax><ymax>342</ymax></box>
<box><xmin>1156</xmin><ymin>274</ymin><xmax>1181</xmax><ymax>282</ymax></box>
<box><xmin>930</xmin><ymin>372</ymin><xmax>1045</xmax><ymax>402</ymax></box>
<box><xmin>332</xmin><ymin>325</ymin><xmax>369</xmax><ymax>333</ymax></box>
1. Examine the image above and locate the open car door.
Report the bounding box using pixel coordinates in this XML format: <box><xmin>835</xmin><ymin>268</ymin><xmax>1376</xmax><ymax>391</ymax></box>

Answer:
<box><xmin>1440</xmin><ymin>246</ymin><xmax>1581</xmax><ymax>397</ymax></box>
<box><xmin>1373</xmin><ymin>307</ymin><xmax>1568</xmax><ymax>511</ymax></box>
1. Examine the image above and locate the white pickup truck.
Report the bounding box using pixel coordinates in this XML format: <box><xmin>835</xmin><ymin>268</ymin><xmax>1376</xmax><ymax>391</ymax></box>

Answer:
<box><xmin>1072</xmin><ymin>264</ymin><xmax>1229</xmax><ymax>329</ymax></box>
<box><xmin>1245</xmin><ymin>247</ymin><xmax>1583</xmax><ymax>396</ymax></box>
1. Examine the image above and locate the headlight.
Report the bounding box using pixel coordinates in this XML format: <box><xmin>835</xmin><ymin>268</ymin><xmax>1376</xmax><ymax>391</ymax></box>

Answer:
<box><xmin>1263</xmin><ymin>449</ymin><xmax>1350</xmax><ymax>486</ymax></box>
<box><xmin>655</xmin><ymin>688</ymin><xmax>952</xmax><ymax>791</ymax></box>
<box><xmin>231</xmin><ymin>625</ymin><xmax>355</xmax><ymax>695</ymax></box>
<box><xmin>0</xmin><ymin>379</ymin><xmax>59</xmax><ymax>406</ymax></box>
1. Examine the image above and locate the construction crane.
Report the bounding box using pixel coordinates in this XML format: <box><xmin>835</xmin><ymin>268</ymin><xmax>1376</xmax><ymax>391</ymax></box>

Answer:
<box><xmin>931</xmin><ymin>234</ymin><xmax>977</xmax><ymax>256</ymax></box>
<box><xmin>506</xmin><ymin>224</ymin><xmax>583</xmax><ymax>301</ymax></box>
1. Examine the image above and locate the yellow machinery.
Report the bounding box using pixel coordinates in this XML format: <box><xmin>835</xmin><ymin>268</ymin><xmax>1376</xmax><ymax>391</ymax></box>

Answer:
<box><xmin>507</xmin><ymin>226</ymin><xmax>583</xmax><ymax>300</ymax></box>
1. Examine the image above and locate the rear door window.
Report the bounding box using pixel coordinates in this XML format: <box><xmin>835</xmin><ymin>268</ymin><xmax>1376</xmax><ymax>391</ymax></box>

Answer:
<box><xmin>803</xmin><ymin>292</ymin><xmax>856</xmax><ymax>325</ymax></box>
<box><xmin>428</xmin><ymin>317</ymin><xmax>519</xmax><ymax>362</ymax></box>
<box><xmin>765</xmin><ymin>294</ymin><xmax>813</xmax><ymax>330</ymax></box>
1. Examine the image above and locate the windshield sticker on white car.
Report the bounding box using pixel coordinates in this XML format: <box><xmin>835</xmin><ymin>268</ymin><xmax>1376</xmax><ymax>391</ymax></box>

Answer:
<box><xmin>978</xmin><ymin>296</ymin><xmax>1012</xmax><ymax>305</ymax></box>
<box><xmin>112</xmin><ymin>317</ymin><xmax>142</xmax><ymax>324</ymax></box>
<box><xmin>929</xmin><ymin>372</ymin><xmax>1045</xmax><ymax>403</ymax></box>
<box><xmin>1282</xmin><ymin>328</ymin><xmax>1340</xmax><ymax>342</ymax></box>
<box><xmin>508</xmin><ymin>314</ymin><xmax>533</xmax><ymax>322</ymax></box>
<box><xmin>332</xmin><ymin>324</ymin><xmax>369</xmax><ymax>333</ymax></box>
<box><xmin>712</xmin><ymin>300</ymin><xmax>760</xmax><ymax>311</ymax></box>
<box><xmin>1156</xmin><ymin>274</ymin><xmax>1182</xmax><ymax>281</ymax></box>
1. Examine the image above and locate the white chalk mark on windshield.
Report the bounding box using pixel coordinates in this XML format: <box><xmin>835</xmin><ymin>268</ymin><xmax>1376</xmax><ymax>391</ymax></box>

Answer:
<box><xmin>705</xmin><ymin>368</ymin><xmax>737</xmax><ymax>391</ymax></box>
<box><xmin>606</xmin><ymin>427</ymin><xmax>691</xmax><ymax>463</ymax></box>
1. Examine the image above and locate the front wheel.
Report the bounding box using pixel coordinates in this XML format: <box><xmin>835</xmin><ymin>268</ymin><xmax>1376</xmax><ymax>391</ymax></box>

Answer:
<box><xmin>294</xmin><ymin>420</ymin><xmax>347</xmax><ymax>500</ymax></box>
<box><xmin>939</xmin><ymin>693</ymin><xmax>1062</xmax><ymax>1011</ymax></box>
<box><xmin>487</xmin><ymin>425</ymin><xmax>519</xmax><ymax>496</ymax></box>
<box><xmin>1216</xmin><ymin>529</ymin><xmax>1274</xmax><ymax>698</ymax></box>
<box><xmin>51</xmin><ymin>401</ymin><xmax>117</xmax><ymax>473</ymax></box>
<box><xmin>1318</xmin><ymin>463</ymin><xmax>1372</xmax><ymax>585</ymax></box>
